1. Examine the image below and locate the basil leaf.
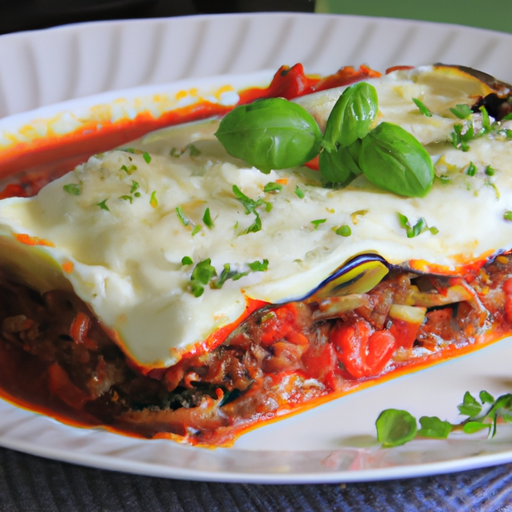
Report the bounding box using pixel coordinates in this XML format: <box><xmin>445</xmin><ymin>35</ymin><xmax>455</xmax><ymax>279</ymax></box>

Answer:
<box><xmin>418</xmin><ymin>416</ymin><xmax>452</xmax><ymax>439</ymax></box>
<box><xmin>323</xmin><ymin>82</ymin><xmax>378</xmax><ymax>150</ymax></box>
<box><xmin>360</xmin><ymin>122</ymin><xmax>434</xmax><ymax>197</ymax></box>
<box><xmin>215</xmin><ymin>98</ymin><xmax>322</xmax><ymax>173</ymax></box>
<box><xmin>319</xmin><ymin>140</ymin><xmax>362</xmax><ymax>185</ymax></box>
<box><xmin>376</xmin><ymin>409</ymin><xmax>418</xmax><ymax>448</ymax></box>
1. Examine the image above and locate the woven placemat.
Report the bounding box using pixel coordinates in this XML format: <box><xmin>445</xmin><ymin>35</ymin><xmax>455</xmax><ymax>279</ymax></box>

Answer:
<box><xmin>0</xmin><ymin>447</ymin><xmax>511</xmax><ymax>511</ymax></box>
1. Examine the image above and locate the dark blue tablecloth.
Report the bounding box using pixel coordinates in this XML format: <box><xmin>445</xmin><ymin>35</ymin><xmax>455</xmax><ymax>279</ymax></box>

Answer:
<box><xmin>1</xmin><ymin>447</ymin><xmax>511</xmax><ymax>511</ymax></box>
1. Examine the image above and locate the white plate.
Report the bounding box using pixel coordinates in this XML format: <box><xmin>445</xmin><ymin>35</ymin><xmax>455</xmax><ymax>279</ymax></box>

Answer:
<box><xmin>1</xmin><ymin>13</ymin><xmax>512</xmax><ymax>484</ymax></box>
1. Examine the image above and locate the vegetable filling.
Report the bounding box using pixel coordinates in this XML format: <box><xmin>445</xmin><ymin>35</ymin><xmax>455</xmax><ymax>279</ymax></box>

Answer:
<box><xmin>1</xmin><ymin>253</ymin><xmax>511</xmax><ymax>445</ymax></box>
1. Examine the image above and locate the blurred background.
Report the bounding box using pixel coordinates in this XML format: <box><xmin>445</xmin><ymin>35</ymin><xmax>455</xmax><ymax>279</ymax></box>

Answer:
<box><xmin>1</xmin><ymin>0</ymin><xmax>511</xmax><ymax>36</ymax></box>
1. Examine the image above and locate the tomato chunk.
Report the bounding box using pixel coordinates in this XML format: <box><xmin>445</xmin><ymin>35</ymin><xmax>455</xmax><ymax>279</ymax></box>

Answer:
<box><xmin>330</xmin><ymin>319</ymin><xmax>395</xmax><ymax>379</ymax></box>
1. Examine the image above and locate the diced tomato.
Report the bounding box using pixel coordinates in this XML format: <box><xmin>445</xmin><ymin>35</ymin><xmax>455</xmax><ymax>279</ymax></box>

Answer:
<box><xmin>259</xmin><ymin>303</ymin><xmax>300</xmax><ymax>346</ymax></box>
<box><xmin>47</xmin><ymin>363</ymin><xmax>90</xmax><ymax>409</ymax></box>
<box><xmin>389</xmin><ymin>318</ymin><xmax>421</xmax><ymax>350</ymax></box>
<box><xmin>302</xmin><ymin>342</ymin><xmax>337</xmax><ymax>380</ymax></box>
<box><xmin>0</xmin><ymin>184</ymin><xmax>27</xmax><ymax>199</ymax></box>
<box><xmin>330</xmin><ymin>319</ymin><xmax>395</xmax><ymax>379</ymax></box>
<box><xmin>70</xmin><ymin>312</ymin><xmax>97</xmax><ymax>350</ymax></box>
<box><xmin>503</xmin><ymin>277</ymin><xmax>512</xmax><ymax>322</ymax></box>
<box><xmin>304</xmin><ymin>155</ymin><xmax>319</xmax><ymax>170</ymax></box>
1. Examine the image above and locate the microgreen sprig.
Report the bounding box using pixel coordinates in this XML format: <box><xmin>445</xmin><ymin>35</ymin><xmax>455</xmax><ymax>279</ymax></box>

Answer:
<box><xmin>398</xmin><ymin>213</ymin><xmax>438</xmax><ymax>238</ymax></box>
<box><xmin>376</xmin><ymin>390</ymin><xmax>512</xmax><ymax>448</ymax></box>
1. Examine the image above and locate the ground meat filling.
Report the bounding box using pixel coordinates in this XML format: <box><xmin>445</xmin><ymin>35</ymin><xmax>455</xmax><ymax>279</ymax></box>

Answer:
<box><xmin>1</xmin><ymin>255</ymin><xmax>512</xmax><ymax>441</ymax></box>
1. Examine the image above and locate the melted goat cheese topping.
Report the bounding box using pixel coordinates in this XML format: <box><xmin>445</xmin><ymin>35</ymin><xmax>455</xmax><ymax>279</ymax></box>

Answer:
<box><xmin>0</xmin><ymin>66</ymin><xmax>511</xmax><ymax>367</ymax></box>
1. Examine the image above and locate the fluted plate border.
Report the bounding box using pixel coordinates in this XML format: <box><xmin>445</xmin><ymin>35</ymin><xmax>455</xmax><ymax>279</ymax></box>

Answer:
<box><xmin>0</xmin><ymin>13</ymin><xmax>512</xmax><ymax>483</ymax></box>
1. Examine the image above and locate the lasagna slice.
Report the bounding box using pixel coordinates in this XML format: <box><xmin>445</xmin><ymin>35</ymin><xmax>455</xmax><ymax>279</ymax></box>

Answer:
<box><xmin>0</xmin><ymin>65</ymin><xmax>511</xmax><ymax>446</ymax></box>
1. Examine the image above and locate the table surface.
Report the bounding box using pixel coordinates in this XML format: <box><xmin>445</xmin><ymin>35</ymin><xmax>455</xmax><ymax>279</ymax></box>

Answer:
<box><xmin>2</xmin><ymin>3</ymin><xmax>512</xmax><ymax>510</ymax></box>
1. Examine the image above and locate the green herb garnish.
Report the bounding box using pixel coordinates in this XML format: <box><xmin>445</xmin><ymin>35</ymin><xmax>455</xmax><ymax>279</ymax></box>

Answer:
<box><xmin>211</xmin><ymin>259</ymin><xmax>269</xmax><ymax>289</ymax></box>
<box><xmin>263</xmin><ymin>182</ymin><xmax>283</xmax><ymax>193</ymax></box>
<box><xmin>450</xmin><ymin>104</ymin><xmax>473</xmax><ymax>119</ymax></box>
<box><xmin>376</xmin><ymin>390</ymin><xmax>512</xmax><ymax>448</ymax></box>
<box><xmin>121</xmin><ymin>164</ymin><xmax>137</xmax><ymax>175</ymax></box>
<box><xmin>311</xmin><ymin>219</ymin><xmax>327</xmax><ymax>230</ymax></box>
<box><xmin>398</xmin><ymin>213</ymin><xmax>438</xmax><ymax>238</ymax></box>
<box><xmin>176</xmin><ymin>206</ymin><xmax>190</xmax><ymax>226</ymax></box>
<box><xmin>295</xmin><ymin>186</ymin><xmax>305</xmax><ymax>198</ymax></box>
<box><xmin>191</xmin><ymin>225</ymin><xmax>202</xmax><ymax>236</ymax></box>
<box><xmin>412</xmin><ymin>98</ymin><xmax>432</xmax><ymax>117</ymax></box>
<box><xmin>232</xmin><ymin>185</ymin><xmax>271</xmax><ymax>234</ymax></box>
<box><xmin>96</xmin><ymin>199</ymin><xmax>109</xmax><ymax>211</ymax></box>
<box><xmin>335</xmin><ymin>225</ymin><xmax>351</xmax><ymax>237</ymax></box>
<box><xmin>215</xmin><ymin>98</ymin><xmax>323</xmax><ymax>174</ymax></box>
<box><xmin>143</xmin><ymin>152</ymin><xmax>152</xmax><ymax>164</ymax></box>
<box><xmin>504</xmin><ymin>210</ymin><xmax>512</xmax><ymax>221</ymax></box>
<box><xmin>203</xmin><ymin>207</ymin><xmax>214</xmax><ymax>229</ymax></box>
<box><xmin>63</xmin><ymin>183</ymin><xmax>82</xmax><ymax>196</ymax></box>
<box><xmin>466</xmin><ymin>162</ymin><xmax>477</xmax><ymax>176</ymax></box>
<box><xmin>150</xmin><ymin>191</ymin><xmax>158</xmax><ymax>208</ymax></box>
<box><xmin>189</xmin><ymin>259</ymin><xmax>216</xmax><ymax>297</ymax></box>
<box><xmin>181</xmin><ymin>256</ymin><xmax>193</xmax><ymax>266</ymax></box>
<box><xmin>130</xmin><ymin>181</ymin><xmax>139</xmax><ymax>194</ymax></box>
<box><xmin>360</xmin><ymin>123</ymin><xmax>434</xmax><ymax>197</ymax></box>
<box><xmin>119</xmin><ymin>195</ymin><xmax>133</xmax><ymax>203</ymax></box>
<box><xmin>485</xmin><ymin>165</ymin><xmax>495</xmax><ymax>176</ymax></box>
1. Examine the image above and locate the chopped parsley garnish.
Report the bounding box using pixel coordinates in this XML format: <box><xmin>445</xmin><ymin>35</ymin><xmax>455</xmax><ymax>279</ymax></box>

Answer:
<box><xmin>188</xmin><ymin>144</ymin><xmax>201</xmax><ymax>157</ymax></box>
<box><xmin>412</xmin><ymin>98</ymin><xmax>432</xmax><ymax>117</ymax></box>
<box><xmin>176</xmin><ymin>206</ymin><xmax>190</xmax><ymax>226</ymax></box>
<box><xmin>504</xmin><ymin>210</ymin><xmax>512</xmax><ymax>221</ymax></box>
<box><xmin>295</xmin><ymin>185</ymin><xmax>305</xmax><ymax>199</ymax></box>
<box><xmin>311</xmin><ymin>219</ymin><xmax>326</xmax><ymax>230</ymax></box>
<box><xmin>450</xmin><ymin>123</ymin><xmax>472</xmax><ymax>152</ymax></box>
<box><xmin>170</xmin><ymin>144</ymin><xmax>202</xmax><ymax>158</ymax></box>
<box><xmin>466</xmin><ymin>162</ymin><xmax>477</xmax><ymax>176</ymax></box>
<box><xmin>143</xmin><ymin>152</ymin><xmax>152</xmax><ymax>164</ymax></box>
<box><xmin>334</xmin><ymin>225</ymin><xmax>351</xmax><ymax>237</ymax></box>
<box><xmin>63</xmin><ymin>183</ymin><xmax>82</xmax><ymax>196</ymax></box>
<box><xmin>191</xmin><ymin>225</ymin><xmax>202</xmax><ymax>236</ymax></box>
<box><xmin>134</xmin><ymin>192</ymin><xmax>141</xmax><ymax>198</ymax></box>
<box><xmin>181</xmin><ymin>256</ymin><xmax>193</xmax><ymax>265</ymax></box>
<box><xmin>202</xmin><ymin>207</ymin><xmax>214</xmax><ymax>229</ymax></box>
<box><xmin>248</xmin><ymin>259</ymin><xmax>269</xmax><ymax>272</ymax></box>
<box><xmin>211</xmin><ymin>259</ymin><xmax>269</xmax><ymax>289</ymax></box>
<box><xmin>485</xmin><ymin>165</ymin><xmax>495</xmax><ymax>176</ymax></box>
<box><xmin>121</xmin><ymin>148</ymin><xmax>135</xmax><ymax>154</ymax></box>
<box><xmin>121</xmin><ymin>164</ymin><xmax>137</xmax><ymax>175</ymax></box>
<box><xmin>232</xmin><ymin>185</ymin><xmax>271</xmax><ymax>234</ymax></box>
<box><xmin>398</xmin><ymin>213</ymin><xmax>438</xmax><ymax>238</ymax></box>
<box><xmin>189</xmin><ymin>259</ymin><xmax>216</xmax><ymax>297</ymax></box>
<box><xmin>119</xmin><ymin>195</ymin><xmax>133</xmax><ymax>203</ymax></box>
<box><xmin>130</xmin><ymin>181</ymin><xmax>139</xmax><ymax>194</ymax></box>
<box><xmin>97</xmin><ymin>199</ymin><xmax>109</xmax><ymax>211</ymax></box>
<box><xmin>376</xmin><ymin>390</ymin><xmax>512</xmax><ymax>448</ymax></box>
<box><xmin>149</xmin><ymin>191</ymin><xmax>158</xmax><ymax>208</ymax></box>
<box><xmin>450</xmin><ymin>104</ymin><xmax>473</xmax><ymax>119</ymax></box>
<box><xmin>263</xmin><ymin>182</ymin><xmax>283</xmax><ymax>193</ymax></box>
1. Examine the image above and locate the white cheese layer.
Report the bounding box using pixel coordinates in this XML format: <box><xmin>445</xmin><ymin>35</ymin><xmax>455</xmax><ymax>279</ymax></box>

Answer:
<box><xmin>0</xmin><ymin>66</ymin><xmax>511</xmax><ymax>368</ymax></box>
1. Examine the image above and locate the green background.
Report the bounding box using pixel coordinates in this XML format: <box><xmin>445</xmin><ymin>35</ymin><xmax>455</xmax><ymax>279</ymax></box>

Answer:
<box><xmin>316</xmin><ymin>0</ymin><xmax>512</xmax><ymax>34</ymax></box>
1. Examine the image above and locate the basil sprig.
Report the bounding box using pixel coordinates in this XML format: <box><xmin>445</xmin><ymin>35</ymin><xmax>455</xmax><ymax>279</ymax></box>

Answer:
<box><xmin>215</xmin><ymin>98</ymin><xmax>323</xmax><ymax>174</ymax></box>
<box><xmin>215</xmin><ymin>81</ymin><xmax>434</xmax><ymax>197</ymax></box>
<box><xmin>322</xmin><ymin>81</ymin><xmax>378</xmax><ymax>151</ymax></box>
